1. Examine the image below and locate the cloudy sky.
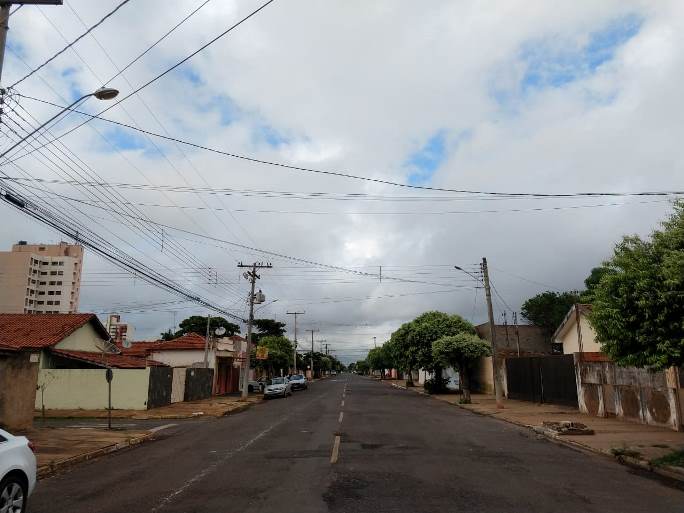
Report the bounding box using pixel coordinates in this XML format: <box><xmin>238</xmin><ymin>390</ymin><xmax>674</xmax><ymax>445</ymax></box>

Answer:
<box><xmin>1</xmin><ymin>0</ymin><xmax>682</xmax><ymax>361</ymax></box>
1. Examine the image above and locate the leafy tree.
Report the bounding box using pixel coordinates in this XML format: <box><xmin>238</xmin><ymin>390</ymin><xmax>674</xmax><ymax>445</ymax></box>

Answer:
<box><xmin>160</xmin><ymin>329</ymin><xmax>174</xmax><ymax>341</ymax></box>
<box><xmin>254</xmin><ymin>336</ymin><xmax>293</xmax><ymax>377</ymax></box>
<box><xmin>591</xmin><ymin>201</ymin><xmax>684</xmax><ymax>369</ymax></box>
<box><xmin>580</xmin><ymin>266</ymin><xmax>615</xmax><ymax>302</ymax></box>
<box><xmin>252</xmin><ymin>318</ymin><xmax>286</xmax><ymax>343</ymax></box>
<box><xmin>521</xmin><ymin>291</ymin><xmax>581</xmax><ymax>341</ymax></box>
<box><xmin>172</xmin><ymin>315</ymin><xmax>240</xmax><ymax>339</ymax></box>
<box><xmin>367</xmin><ymin>344</ymin><xmax>394</xmax><ymax>378</ymax></box>
<box><xmin>433</xmin><ymin>333</ymin><xmax>491</xmax><ymax>403</ymax></box>
<box><xmin>355</xmin><ymin>360</ymin><xmax>370</xmax><ymax>375</ymax></box>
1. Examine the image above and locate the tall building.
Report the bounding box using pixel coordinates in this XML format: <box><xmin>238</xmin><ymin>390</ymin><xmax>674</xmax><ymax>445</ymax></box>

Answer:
<box><xmin>0</xmin><ymin>241</ymin><xmax>84</xmax><ymax>314</ymax></box>
<box><xmin>105</xmin><ymin>314</ymin><xmax>134</xmax><ymax>344</ymax></box>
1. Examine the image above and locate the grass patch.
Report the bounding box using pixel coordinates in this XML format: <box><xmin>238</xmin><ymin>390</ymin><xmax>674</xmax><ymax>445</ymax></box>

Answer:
<box><xmin>610</xmin><ymin>447</ymin><xmax>641</xmax><ymax>459</ymax></box>
<box><xmin>651</xmin><ymin>450</ymin><xmax>684</xmax><ymax>468</ymax></box>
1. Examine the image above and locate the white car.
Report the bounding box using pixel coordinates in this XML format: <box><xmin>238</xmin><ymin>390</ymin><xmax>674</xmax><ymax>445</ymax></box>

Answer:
<box><xmin>0</xmin><ymin>428</ymin><xmax>37</xmax><ymax>513</ymax></box>
<box><xmin>263</xmin><ymin>377</ymin><xmax>292</xmax><ymax>398</ymax></box>
<box><xmin>287</xmin><ymin>374</ymin><xmax>308</xmax><ymax>391</ymax></box>
<box><xmin>446</xmin><ymin>375</ymin><xmax>461</xmax><ymax>391</ymax></box>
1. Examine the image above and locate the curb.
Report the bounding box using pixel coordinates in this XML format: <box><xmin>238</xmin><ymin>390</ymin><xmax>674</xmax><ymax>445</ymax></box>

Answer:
<box><xmin>385</xmin><ymin>380</ymin><xmax>684</xmax><ymax>484</ymax></box>
<box><xmin>37</xmin><ymin>431</ymin><xmax>154</xmax><ymax>480</ymax></box>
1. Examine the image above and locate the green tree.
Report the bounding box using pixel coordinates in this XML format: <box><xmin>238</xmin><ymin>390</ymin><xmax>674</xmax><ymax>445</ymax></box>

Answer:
<box><xmin>521</xmin><ymin>291</ymin><xmax>581</xmax><ymax>341</ymax></box>
<box><xmin>355</xmin><ymin>360</ymin><xmax>370</xmax><ymax>375</ymax></box>
<box><xmin>432</xmin><ymin>333</ymin><xmax>491</xmax><ymax>403</ymax></box>
<box><xmin>252</xmin><ymin>318</ymin><xmax>286</xmax><ymax>343</ymax></box>
<box><xmin>255</xmin><ymin>336</ymin><xmax>293</xmax><ymax>377</ymax></box>
<box><xmin>591</xmin><ymin>202</ymin><xmax>684</xmax><ymax>369</ymax></box>
<box><xmin>174</xmin><ymin>315</ymin><xmax>240</xmax><ymax>339</ymax></box>
<box><xmin>580</xmin><ymin>266</ymin><xmax>615</xmax><ymax>302</ymax></box>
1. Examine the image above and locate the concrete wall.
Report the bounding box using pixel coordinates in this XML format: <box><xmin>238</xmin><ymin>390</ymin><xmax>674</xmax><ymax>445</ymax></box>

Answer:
<box><xmin>53</xmin><ymin>323</ymin><xmax>107</xmax><ymax>353</ymax></box>
<box><xmin>575</xmin><ymin>355</ymin><xmax>682</xmax><ymax>431</ymax></box>
<box><xmin>35</xmin><ymin>368</ymin><xmax>151</xmax><ymax>410</ymax></box>
<box><xmin>561</xmin><ymin>316</ymin><xmax>601</xmax><ymax>354</ymax></box>
<box><xmin>149</xmin><ymin>349</ymin><xmax>214</xmax><ymax>369</ymax></box>
<box><xmin>0</xmin><ymin>352</ymin><xmax>39</xmax><ymax>430</ymax></box>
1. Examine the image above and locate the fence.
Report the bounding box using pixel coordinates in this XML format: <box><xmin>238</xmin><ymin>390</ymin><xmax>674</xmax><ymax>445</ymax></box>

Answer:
<box><xmin>506</xmin><ymin>355</ymin><xmax>578</xmax><ymax>407</ymax></box>
<box><xmin>575</xmin><ymin>354</ymin><xmax>683</xmax><ymax>431</ymax></box>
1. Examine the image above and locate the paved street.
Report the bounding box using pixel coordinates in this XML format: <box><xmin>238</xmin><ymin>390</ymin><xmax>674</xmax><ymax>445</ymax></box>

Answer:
<box><xmin>30</xmin><ymin>375</ymin><xmax>684</xmax><ymax>513</ymax></box>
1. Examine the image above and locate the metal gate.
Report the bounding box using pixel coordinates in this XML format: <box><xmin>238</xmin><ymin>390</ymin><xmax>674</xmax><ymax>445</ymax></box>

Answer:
<box><xmin>506</xmin><ymin>355</ymin><xmax>578</xmax><ymax>407</ymax></box>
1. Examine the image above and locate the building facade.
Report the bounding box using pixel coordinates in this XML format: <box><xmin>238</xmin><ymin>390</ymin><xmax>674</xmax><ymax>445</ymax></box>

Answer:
<box><xmin>105</xmin><ymin>314</ymin><xmax>134</xmax><ymax>344</ymax></box>
<box><xmin>0</xmin><ymin>241</ymin><xmax>83</xmax><ymax>314</ymax></box>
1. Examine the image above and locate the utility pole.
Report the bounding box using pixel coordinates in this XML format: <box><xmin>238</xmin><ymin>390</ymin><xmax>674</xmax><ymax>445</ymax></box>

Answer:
<box><xmin>203</xmin><ymin>313</ymin><xmax>211</xmax><ymax>368</ymax></box>
<box><xmin>502</xmin><ymin>311</ymin><xmax>510</xmax><ymax>348</ymax></box>
<box><xmin>373</xmin><ymin>336</ymin><xmax>377</xmax><ymax>348</ymax></box>
<box><xmin>512</xmin><ymin>311</ymin><xmax>521</xmax><ymax>357</ymax></box>
<box><xmin>0</xmin><ymin>1</ymin><xmax>62</xmax><ymax>83</ymax></box>
<box><xmin>482</xmin><ymin>257</ymin><xmax>504</xmax><ymax>409</ymax></box>
<box><xmin>286</xmin><ymin>311</ymin><xmax>304</xmax><ymax>374</ymax></box>
<box><xmin>238</xmin><ymin>262</ymin><xmax>272</xmax><ymax>399</ymax></box>
<box><xmin>306</xmin><ymin>329</ymin><xmax>318</xmax><ymax>380</ymax></box>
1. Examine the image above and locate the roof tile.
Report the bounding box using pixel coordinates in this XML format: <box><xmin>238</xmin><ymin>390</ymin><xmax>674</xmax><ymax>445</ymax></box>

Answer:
<box><xmin>0</xmin><ymin>314</ymin><xmax>102</xmax><ymax>350</ymax></box>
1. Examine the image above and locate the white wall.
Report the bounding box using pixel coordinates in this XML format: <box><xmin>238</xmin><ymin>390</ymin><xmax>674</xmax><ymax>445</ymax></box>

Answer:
<box><xmin>561</xmin><ymin>315</ymin><xmax>601</xmax><ymax>354</ymax></box>
<box><xmin>149</xmin><ymin>349</ymin><xmax>214</xmax><ymax>368</ymax></box>
<box><xmin>54</xmin><ymin>323</ymin><xmax>107</xmax><ymax>352</ymax></box>
<box><xmin>35</xmin><ymin>368</ymin><xmax>150</xmax><ymax>410</ymax></box>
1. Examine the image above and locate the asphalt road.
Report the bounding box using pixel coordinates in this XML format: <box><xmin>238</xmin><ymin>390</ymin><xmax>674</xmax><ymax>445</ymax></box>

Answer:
<box><xmin>30</xmin><ymin>375</ymin><xmax>684</xmax><ymax>513</ymax></box>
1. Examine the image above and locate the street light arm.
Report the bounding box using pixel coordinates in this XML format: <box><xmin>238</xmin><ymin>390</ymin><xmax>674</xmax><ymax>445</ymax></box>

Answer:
<box><xmin>454</xmin><ymin>265</ymin><xmax>483</xmax><ymax>283</ymax></box>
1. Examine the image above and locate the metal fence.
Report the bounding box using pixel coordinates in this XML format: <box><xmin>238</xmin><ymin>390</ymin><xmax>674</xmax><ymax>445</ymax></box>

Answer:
<box><xmin>506</xmin><ymin>355</ymin><xmax>578</xmax><ymax>407</ymax></box>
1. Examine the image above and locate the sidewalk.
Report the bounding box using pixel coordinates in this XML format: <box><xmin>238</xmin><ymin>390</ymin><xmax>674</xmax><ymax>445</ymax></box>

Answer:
<box><xmin>35</xmin><ymin>394</ymin><xmax>261</xmax><ymax>420</ymax></box>
<box><xmin>386</xmin><ymin>380</ymin><xmax>684</xmax><ymax>480</ymax></box>
<box><xmin>18</xmin><ymin>426</ymin><xmax>153</xmax><ymax>478</ymax></box>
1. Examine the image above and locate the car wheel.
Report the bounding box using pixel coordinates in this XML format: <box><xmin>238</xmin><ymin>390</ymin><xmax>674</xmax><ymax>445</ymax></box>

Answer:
<box><xmin>0</xmin><ymin>475</ymin><xmax>27</xmax><ymax>513</ymax></box>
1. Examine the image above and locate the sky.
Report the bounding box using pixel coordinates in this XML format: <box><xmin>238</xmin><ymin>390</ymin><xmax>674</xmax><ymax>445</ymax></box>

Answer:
<box><xmin>0</xmin><ymin>0</ymin><xmax>682</xmax><ymax>362</ymax></box>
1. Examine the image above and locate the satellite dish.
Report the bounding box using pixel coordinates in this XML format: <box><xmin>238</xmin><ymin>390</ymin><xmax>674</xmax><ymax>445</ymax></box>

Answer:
<box><xmin>123</xmin><ymin>339</ymin><xmax>132</xmax><ymax>349</ymax></box>
<box><xmin>215</xmin><ymin>326</ymin><xmax>227</xmax><ymax>336</ymax></box>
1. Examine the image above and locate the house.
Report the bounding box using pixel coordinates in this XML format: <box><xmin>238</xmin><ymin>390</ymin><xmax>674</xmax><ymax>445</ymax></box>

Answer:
<box><xmin>553</xmin><ymin>304</ymin><xmax>602</xmax><ymax>355</ymax></box>
<box><xmin>0</xmin><ymin>314</ymin><xmax>168</xmax><ymax>419</ymax></box>
<box><xmin>120</xmin><ymin>333</ymin><xmax>246</xmax><ymax>396</ymax></box>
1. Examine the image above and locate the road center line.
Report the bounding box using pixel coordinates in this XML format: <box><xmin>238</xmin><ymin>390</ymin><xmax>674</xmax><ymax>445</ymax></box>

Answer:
<box><xmin>330</xmin><ymin>435</ymin><xmax>341</xmax><ymax>464</ymax></box>
<box><xmin>338</xmin><ymin>411</ymin><xmax>344</xmax><ymax>423</ymax></box>
<box><xmin>341</xmin><ymin>400</ymin><xmax>345</xmax><ymax>408</ymax></box>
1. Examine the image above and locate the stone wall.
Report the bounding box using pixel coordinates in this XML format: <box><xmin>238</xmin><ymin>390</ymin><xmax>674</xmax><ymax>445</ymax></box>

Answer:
<box><xmin>0</xmin><ymin>352</ymin><xmax>39</xmax><ymax>430</ymax></box>
<box><xmin>575</xmin><ymin>353</ymin><xmax>683</xmax><ymax>431</ymax></box>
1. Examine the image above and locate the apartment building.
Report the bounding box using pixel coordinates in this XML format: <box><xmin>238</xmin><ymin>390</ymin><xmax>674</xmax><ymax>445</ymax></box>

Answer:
<box><xmin>105</xmin><ymin>313</ymin><xmax>134</xmax><ymax>344</ymax></box>
<box><xmin>0</xmin><ymin>241</ymin><xmax>84</xmax><ymax>314</ymax></box>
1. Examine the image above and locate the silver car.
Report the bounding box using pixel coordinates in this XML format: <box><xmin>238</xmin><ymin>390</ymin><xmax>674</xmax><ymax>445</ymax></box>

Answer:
<box><xmin>263</xmin><ymin>377</ymin><xmax>292</xmax><ymax>398</ymax></box>
<box><xmin>288</xmin><ymin>374</ymin><xmax>308</xmax><ymax>391</ymax></box>
<box><xmin>0</xmin><ymin>428</ymin><xmax>37</xmax><ymax>513</ymax></box>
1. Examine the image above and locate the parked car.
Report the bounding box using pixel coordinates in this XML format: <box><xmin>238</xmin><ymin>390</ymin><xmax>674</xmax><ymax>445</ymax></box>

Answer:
<box><xmin>247</xmin><ymin>379</ymin><xmax>265</xmax><ymax>393</ymax></box>
<box><xmin>288</xmin><ymin>374</ymin><xmax>308</xmax><ymax>391</ymax></box>
<box><xmin>263</xmin><ymin>377</ymin><xmax>292</xmax><ymax>398</ymax></box>
<box><xmin>0</xmin><ymin>428</ymin><xmax>37</xmax><ymax>513</ymax></box>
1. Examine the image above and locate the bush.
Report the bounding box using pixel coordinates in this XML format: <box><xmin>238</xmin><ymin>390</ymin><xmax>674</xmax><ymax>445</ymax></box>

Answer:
<box><xmin>423</xmin><ymin>377</ymin><xmax>448</xmax><ymax>394</ymax></box>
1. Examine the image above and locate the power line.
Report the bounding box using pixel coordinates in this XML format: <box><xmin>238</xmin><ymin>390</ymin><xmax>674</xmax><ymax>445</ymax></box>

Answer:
<box><xmin>9</xmin><ymin>0</ymin><xmax>133</xmax><ymax>88</ymax></box>
<box><xmin>7</xmin><ymin>0</ymin><xmax>278</xmax><ymax>160</ymax></box>
<box><xmin>11</xmin><ymin>95</ymin><xmax>684</xmax><ymax>199</ymax></box>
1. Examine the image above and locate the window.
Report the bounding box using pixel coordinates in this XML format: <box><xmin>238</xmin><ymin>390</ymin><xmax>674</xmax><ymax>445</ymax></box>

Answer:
<box><xmin>51</xmin><ymin>261</ymin><xmax>58</xmax><ymax>266</ymax></box>
<box><xmin>36</xmin><ymin>301</ymin><xmax>44</xmax><ymax>305</ymax></box>
<box><xmin>38</xmin><ymin>247</ymin><xmax>45</xmax><ymax>251</ymax></box>
<box><xmin>41</xmin><ymin>261</ymin><xmax>48</xmax><ymax>265</ymax></box>
<box><xmin>29</xmin><ymin>299</ymin><xmax>34</xmax><ymax>305</ymax></box>
<box><xmin>56</xmin><ymin>281</ymin><xmax>62</xmax><ymax>285</ymax></box>
<box><xmin>57</xmin><ymin>271</ymin><xmax>64</xmax><ymax>275</ymax></box>
<box><xmin>40</xmin><ymin>271</ymin><xmax>47</xmax><ymax>275</ymax></box>
<box><xmin>39</xmin><ymin>281</ymin><xmax>46</xmax><ymax>286</ymax></box>
<box><xmin>58</xmin><ymin>261</ymin><xmax>64</xmax><ymax>266</ymax></box>
<box><xmin>29</xmin><ymin>290</ymin><xmax>35</xmax><ymax>296</ymax></box>
<box><xmin>50</xmin><ymin>271</ymin><xmax>57</xmax><ymax>276</ymax></box>
<box><xmin>54</xmin><ymin>301</ymin><xmax>60</xmax><ymax>305</ymax></box>
<box><xmin>38</xmin><ymin>291</ymin><xmax>45</xmax><ymax>296</ymax></box>
<box><xmin>47</xmin><ymin>301</ymin><xmax>53</xmax><ymax>305</ymax></box>
<box><xmin>49</xmin><ymin>281</ymin><xmax>55</xmax><ymax>285</ymax></box>
<box><xmin>48</xmin><ymin>291</ymin><xmax>54</xmax><ymax>296</ymax></box>
<box><xmin>55</xmin><ymin>291</ymin><xmax>61</xmax><ymax>296</ymax></box>
<box><xmin>25</xmin><ymin>288</ymin><xmax>29</xmax><ymax>295</ymax></box>
<box><xmin>31</xmin><ymin>279</ymin><xmax>36</xmax><ymax>284</ymax></box>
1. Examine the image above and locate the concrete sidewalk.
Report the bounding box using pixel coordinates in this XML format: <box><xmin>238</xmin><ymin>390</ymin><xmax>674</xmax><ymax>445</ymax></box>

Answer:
<box><xmin>385</xmin><ymin>379</ymin><xmax>684</xmax><ymax>480</ymax></box>
<box><xmin>18</xmin><ymin>427</ymin><xmax>153</xmax><ymax>478</ymax></box>
<box><xmin>35</xmin><ymin>394</ymin><xmax>261</xmax><ymax>420</ymax></box>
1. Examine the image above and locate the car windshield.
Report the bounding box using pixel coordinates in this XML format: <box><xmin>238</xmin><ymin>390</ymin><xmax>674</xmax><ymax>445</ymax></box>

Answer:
<box><xmin>269</xmin><ymin>378</ymin><xmax>286</xmax><ymax>385</ymax></box>
<box><xmin>291</xmin><ymin>375</ymin><xmax>303</xmax><ymax>380</ymax></box>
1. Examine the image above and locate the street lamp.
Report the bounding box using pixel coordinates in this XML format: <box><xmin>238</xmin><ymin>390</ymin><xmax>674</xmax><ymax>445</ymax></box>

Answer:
<box><xmin>454</xmin><ymin>265</ymin><xmax>483</xmax><ymax>284</ymax></box>
<box><xmin>0</xmin><ymin>86</ymin><xmax>119</xmax><ymax>160</ymax></box>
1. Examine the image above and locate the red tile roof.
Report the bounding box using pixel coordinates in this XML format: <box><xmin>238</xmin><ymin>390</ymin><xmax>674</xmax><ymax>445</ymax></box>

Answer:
<box><xmin>51</xmin><ymin>349</ymin><xmax>167</xmax><ymax>369</ymax></box>
<box><xmin>118</xmin><ymin>333</ymin><xmax>208</xmax><ymax>356</ymax></box>
<box><xmin>0</xmin><ymin>314</ymin><xmax>108</xmax><ymax>350</ymax></box>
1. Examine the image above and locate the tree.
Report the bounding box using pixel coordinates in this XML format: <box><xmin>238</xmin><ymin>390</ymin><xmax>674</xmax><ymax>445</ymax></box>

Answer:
<box><xmin>254</xmin><ymin>335</ymin><xmax>293</xmax><ymax>376</ymax></box>
<box><xmin>252</xmin><ymin>318</ymin><xmax>286</xmax><ymax>343</ymax></box>
<box><xmin>355</xmin><ymin>360</ymin><xmax>370</xmax><ymax>375</ymax></box>
<box><xmin>160</xmin><ymin>329</ymin><xmax>174</xmax><ymax>341</ymax></box>
<box><xmin>591</xmin><ymin>201</ymin><xmax>684</xmax><ymax>369</ymax></box>
<box><xmin>521</xmin><ymin>291</ymin><xmax>581</xmax><ymax>341</ymax></box>
<box><xmin>172</xmin><ymin>315</ymin><xmax>240</xmax><ymax>339</ymax></box>
<box><xmin>387</xmin><ymin>311</ymin><xmax>475</xmax><ymax>392</ymax></box>
<box><xmin>580</xmin><ymin>266</ymin><xmax>615</xmax><ymax>303</ymax></box>
<box><xmin>432</xmin><ymin>333</ymin><xmax>491</xmax><ymax>403</ymax></box>
<box><xmin>367</xmin><ymin>344</ymin><xmax>394</xmax><ymax>378</ymax></box>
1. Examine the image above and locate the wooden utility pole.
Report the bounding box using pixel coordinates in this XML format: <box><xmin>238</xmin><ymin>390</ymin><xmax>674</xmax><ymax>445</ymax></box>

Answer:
<box><xmin>512</xmin><ymin>311</ymin><xmax>521</xmax><ymax>357</ymax></box>
<box><xmin>238</xmin><ymin>262</ymin><xmax>272</xmax><ymax>399</ymax></box>
<box><xmin>482</xmin><ymin>257</ymin><xmax>504</xmax><ymax>409</ymax></box>
<box><xmin>306</xmin><ymin>329</ymin><xmax>318</xmax><ymax>380</ymax></box>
